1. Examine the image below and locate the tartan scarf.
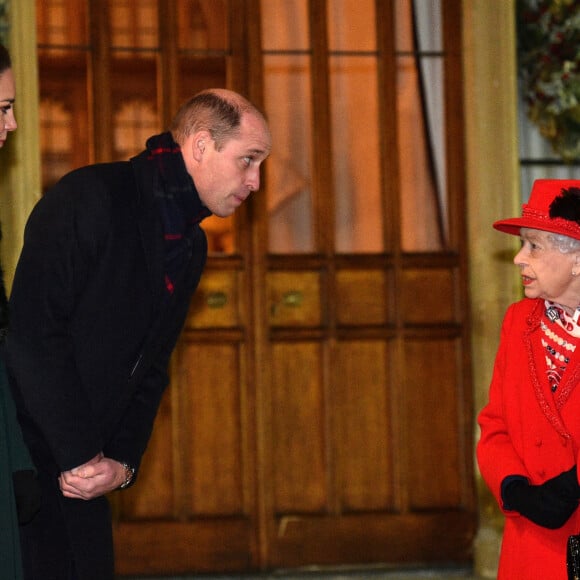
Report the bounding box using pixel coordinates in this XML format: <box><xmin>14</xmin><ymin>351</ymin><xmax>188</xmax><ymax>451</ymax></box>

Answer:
<box><xmin>146</xmin><ymin>132</ymin><xmax>211</xmax><ymax>295</ymax></box>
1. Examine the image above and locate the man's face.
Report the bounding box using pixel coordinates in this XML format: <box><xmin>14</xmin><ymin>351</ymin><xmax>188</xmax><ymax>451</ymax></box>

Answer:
<box><xmin>0</xmin><ymin>68</ymin><xmax>16</xmax><ymax>148</ymax></box>
<box><xmin>189</xmin><ymin>112</ymin><xmax>271</xmax><ymax>217</ymax></box>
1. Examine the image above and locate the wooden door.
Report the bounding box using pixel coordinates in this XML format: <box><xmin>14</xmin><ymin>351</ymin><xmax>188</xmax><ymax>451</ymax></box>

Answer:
<box><xmin>35</xmin><ymin>0</ymin><xmax>476</xmax><ymax>576</ymax></box>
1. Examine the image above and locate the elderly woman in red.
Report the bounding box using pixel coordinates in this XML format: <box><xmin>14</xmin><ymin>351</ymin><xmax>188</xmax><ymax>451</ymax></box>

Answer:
<box><xmin>478</xmin><ymin>179</ymin><xmax>580</xmax><ymax>579</ymax></box>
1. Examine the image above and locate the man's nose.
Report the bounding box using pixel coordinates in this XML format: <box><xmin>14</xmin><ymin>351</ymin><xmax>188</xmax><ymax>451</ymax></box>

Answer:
<box><xmin>247</xmin><ymin>167</ymin><xmax>260</xmax><ymax>192</ymax></box>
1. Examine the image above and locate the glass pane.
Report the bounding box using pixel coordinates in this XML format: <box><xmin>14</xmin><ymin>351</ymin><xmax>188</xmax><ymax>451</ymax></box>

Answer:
<box><xmin>177</xmin><ymin>0</ymin><xmax>229</xmax><ymax>51</ymax></box>
<box><xmin>40</xmin><ymin>96</ymin><xmax>78</xmax><ymax>190</ymax></box>
<box><xmin>398</xmin><ymin>54</ymin><xmax>445</xmax><ymax>252</ymax></box>
<box><xmin>327</xmin><ymin>0</ymin><xmax>376</xmax><ymax>52</ymax></box>
<box><xmin>261</xmin><ymin>0</ymin><xmax>310</xmax><ymax>51</ymax></box>
<box><xmin>39</xmin><ymin>71</ymin><xmax>91</xmax><ymax>190</ymax></box>
<box><xmin>113</xmin><ymin>99</ymin><xmax>159</xmax><ymax>160</ymax></box>
<box><xmin>110</xmin><ymin>41</ymin><xmax>159</xmax><ymax>159</ymax></box>
<box><xmin>264</xmin><ymin>55</ymin><xmax>314</xmax><ymax>253</ymax></box>
<box><xmin>395</xmin><ymin>0</ymin><xmax>447</xmax><ymax>252</ymax></box>
<box><xmin>110</xmin><ymin>0</ymin><xmax>159</xmax><ymax>50</ymax></box>
<box><xmin>36</xmin><ymin>0</ymin><xmax>89</xmax><ymax>51</ymax></box>
<box><xmin>330</xmin><ymin>56</ymin><xmax>383</xmax><ymax>253</ymax></box>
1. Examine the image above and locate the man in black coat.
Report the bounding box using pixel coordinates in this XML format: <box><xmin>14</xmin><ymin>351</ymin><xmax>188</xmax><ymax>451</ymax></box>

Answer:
<box><xmin>5</xmin><ymin>88</ymin><xmax>271</xmax><ymax>580</ymax></box>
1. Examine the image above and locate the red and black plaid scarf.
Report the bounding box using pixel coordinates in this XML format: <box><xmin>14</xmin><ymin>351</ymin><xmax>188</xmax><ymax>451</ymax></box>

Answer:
<box><xmin>146</xmin><ymin>132</ymin><xmax>211</xmax><ymax>295</ymax></box>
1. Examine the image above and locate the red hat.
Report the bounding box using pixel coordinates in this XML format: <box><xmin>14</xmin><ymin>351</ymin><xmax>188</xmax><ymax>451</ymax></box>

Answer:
<box><xmin>493</xmin><ymin>179</ymin><xmax>580</xmax><ymax>240</ymax></box>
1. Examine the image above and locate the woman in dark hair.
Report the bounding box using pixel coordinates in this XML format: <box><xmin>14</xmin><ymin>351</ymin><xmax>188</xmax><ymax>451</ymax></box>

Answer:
<box><xmin>478</xmin><ymin>179</ymin><xmax>580</xmax><ymax>578</ymax></box>
<box><xmin>0</xmin><ymin>42</ymin><xmax>17</xmax><ymax>146</ymax></box>
<box><xmin>0</xmin><ymin>41</ymin><xmax>38</xmax><ymax>579</ymax></box>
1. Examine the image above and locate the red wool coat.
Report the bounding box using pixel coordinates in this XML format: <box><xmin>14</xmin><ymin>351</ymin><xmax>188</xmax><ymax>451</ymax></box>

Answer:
<box><xmin>477</xmin><ymin>298</ymin><xmax>580</xmax><ymax>579</ymax></box>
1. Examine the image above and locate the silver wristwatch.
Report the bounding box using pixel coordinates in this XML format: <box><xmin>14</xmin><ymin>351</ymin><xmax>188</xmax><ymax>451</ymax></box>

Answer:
<box><xmin>118</xmin><ymin>461</ymin><xmax>135</xmax><ymax>489</ymax></box>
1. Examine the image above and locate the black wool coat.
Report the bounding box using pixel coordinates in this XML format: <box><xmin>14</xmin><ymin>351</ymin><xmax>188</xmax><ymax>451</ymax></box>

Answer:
<box><xmin>5</xmin><ymin>149</ymin><xmax>207</xmax><ymax>579</ymax></box>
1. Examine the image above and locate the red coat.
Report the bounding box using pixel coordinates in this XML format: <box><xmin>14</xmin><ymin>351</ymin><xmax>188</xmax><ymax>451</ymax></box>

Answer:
<box><xmin>477</xmin><ymin>298</ymin><xmax>580</xmax><ymax>579</ymax></box>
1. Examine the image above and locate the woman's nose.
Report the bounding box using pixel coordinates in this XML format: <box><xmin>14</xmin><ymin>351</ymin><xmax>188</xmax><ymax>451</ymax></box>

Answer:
<box><xmin>3</xmin><ymin>111</ymin><xmax>16</xmax><ymax>132</ymax></box>
<box><xmin>513</xmin><ymin>247</ymin><xmax>525</xmax><ymax>266</ymax></box>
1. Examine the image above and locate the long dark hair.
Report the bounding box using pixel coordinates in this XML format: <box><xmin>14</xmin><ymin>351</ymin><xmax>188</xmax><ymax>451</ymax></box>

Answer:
<box><xmin>0</xmin><ymin>42</ymin><xmax>11</xmax><ymax>339</ymax></box>
<box><xmin>0</xmin><ymin>43</ymin><xmax>11</xmax><ymax>74</ymax></box>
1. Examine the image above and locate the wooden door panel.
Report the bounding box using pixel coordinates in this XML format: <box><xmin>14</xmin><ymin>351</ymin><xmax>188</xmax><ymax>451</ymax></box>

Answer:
<box><xmin>401</xmin><ymin>268</ymin><xmax>456</xmax><ymax>324</ymax></box>
<box><xmin>404</xmin><ymin>338</ymin><xmax>465</xmax><ymax>509</ymax></box>
<box><xmin>268</xmin><ymin>272</ymin><xmax>322</xmax><ymax>327</ymax></box>
<box><xmin>271</xmin><ymin>341</ymin><xmax>327</xmax><ymax>512</ymax></box>
<box><xmin>186</xmin><ymin>270</ymin><xmax>245</xmax><ymax>328</ymax></box>
<box><xmin>177</xmin><ymin>342</ymin><xmax>246</xmax><ymax>516</ymax></box>
<box><xmin>334</xmin><ymin>340</ymin><xmax>393</xmax><ymax>512</ymax></box>
<box><xmin>269</xmin><ymin>511</ymin><xmax>475</xmax><ymax>567</ymax></box>
<box><xmin>336</xmin><ymin>270</ymin><xmax>390</xmax><ymax>326</ymax></box>
<box><xmin>115</xmin><ymin>520</ymin><xmax>253</xmax><ymax>575</ymax></box>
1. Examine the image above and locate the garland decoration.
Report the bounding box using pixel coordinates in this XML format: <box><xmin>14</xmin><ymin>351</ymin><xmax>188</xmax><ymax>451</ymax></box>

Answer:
<box><xmin>517</xmin><ymin>0</ymin><xmax>580</xmax><ymax>162</ymax></box>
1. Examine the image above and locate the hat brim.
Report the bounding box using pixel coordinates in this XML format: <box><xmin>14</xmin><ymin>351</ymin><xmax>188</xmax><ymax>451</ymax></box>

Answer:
<box><xmin>493</xmin><ymin>217</ymin><xmax>580</xmax><ymax>240</ymax></box>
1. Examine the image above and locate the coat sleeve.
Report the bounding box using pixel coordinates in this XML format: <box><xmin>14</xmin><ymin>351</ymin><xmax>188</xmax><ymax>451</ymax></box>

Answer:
<box><xmin>102</xmin><ymin>226</ymin><xmax>207</xmax><ymax>477</ymax></box>
<box><xmin>476</xmin><ymin>303</ymin><xmax>530</xmax><ymax>511</ymax></box>
<box><xmin>102</xmin><ymin>332</ymin><xmax>177</xmax><ymax>475</ymax></box>
<box><xmin>6</xmin><ymin>172</ymin><xmax>110</xmax><ymax>472</ymax></box>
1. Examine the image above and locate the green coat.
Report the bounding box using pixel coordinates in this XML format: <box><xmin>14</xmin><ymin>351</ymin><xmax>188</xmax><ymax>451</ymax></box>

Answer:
<box><xmin>0</xmin><ymin>357</ymin><xmax>34</xmax><ymax>580</ymax></box>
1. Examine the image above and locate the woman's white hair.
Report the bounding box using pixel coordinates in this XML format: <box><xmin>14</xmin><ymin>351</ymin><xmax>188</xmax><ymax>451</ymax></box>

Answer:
<box><xmin>521</xmin><ymin>227</ymin><xmax>580</xmax><ymax>254</ymax></box>
<box><xmin>548</xmin><ymin>232</ymin><xmax>580</xmax><ymax>254</ymax></box>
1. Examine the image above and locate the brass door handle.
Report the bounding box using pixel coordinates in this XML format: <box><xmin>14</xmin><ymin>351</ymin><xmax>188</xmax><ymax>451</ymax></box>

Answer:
<box><xmin>282</xmin><ymin>290</ymin><xmax>303</xmax><ymax>307</ymax></box>
<box><xmin>206</xmin><ymin>291</ymin><xmax>228</xmax><ymax>308</ymax></box>
<box><xmin>270</xmin><ymin>290</ymin><xmax>304</xmax><ymax>317</ymax></box>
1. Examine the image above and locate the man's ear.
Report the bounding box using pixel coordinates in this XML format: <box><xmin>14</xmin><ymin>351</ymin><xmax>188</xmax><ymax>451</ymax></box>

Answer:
<box><xmin>191</xmin><ymin>130</ymin><xmax>210</xmax><ymax>161</ymax></box>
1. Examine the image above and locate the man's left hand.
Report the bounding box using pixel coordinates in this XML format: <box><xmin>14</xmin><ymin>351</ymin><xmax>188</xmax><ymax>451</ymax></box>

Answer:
<box><xmin>59</xmin><ymin>453</ymin><xmax>127</xmax><ymax>500</ymax></box>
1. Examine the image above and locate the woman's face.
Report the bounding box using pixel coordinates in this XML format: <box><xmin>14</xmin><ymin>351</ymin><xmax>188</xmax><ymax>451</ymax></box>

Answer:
<box><xmin>514</xmin><ymin>228</ymin><xmax>580</xmax><ymax>311</ymax></box>
<box><xmin>0</xmin><ymin>67</ymin><xmax>16</xmax><ymax>147</ymax></box>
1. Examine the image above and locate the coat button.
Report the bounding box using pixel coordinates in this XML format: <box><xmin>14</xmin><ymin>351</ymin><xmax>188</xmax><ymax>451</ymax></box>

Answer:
<box><xmin>535</xmin><ymin>438</ymin><xmax>542</xmax><ymax>447</ymax></box>
<box><xmin>538</xmin><ymin>469</ymin><xmax>546</xmax><ymax>478</ymax></box>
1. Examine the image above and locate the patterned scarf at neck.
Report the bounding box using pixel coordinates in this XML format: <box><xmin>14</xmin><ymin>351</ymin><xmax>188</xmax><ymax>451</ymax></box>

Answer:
<box><xmin>146</xmin><ymin>132</ymin><xmax>212</xmax><ymax>295</ymax></box>
<box><xmin>545</xmin><ymin>300</ymin><xmax>580</xmax><ymax>336</ymax></box>
<box><xmin>543</xmin><ymin>300</ymin><xmax>580</xmax><ymax>392</ymax></box>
